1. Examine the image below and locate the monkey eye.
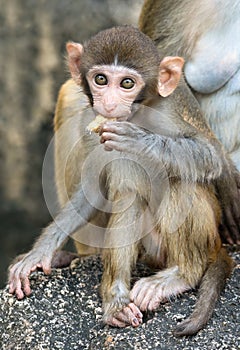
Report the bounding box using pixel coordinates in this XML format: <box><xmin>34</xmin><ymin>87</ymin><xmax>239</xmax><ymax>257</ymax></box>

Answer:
<box><xmin>120</xmin><ymin>78</ymin><xmax>135</xmax><ymax>89</ymax></box>
<box><xmin>95</xmin><ymin>74</ymin><xmax>108</xmax><ymax>85</ymax></box>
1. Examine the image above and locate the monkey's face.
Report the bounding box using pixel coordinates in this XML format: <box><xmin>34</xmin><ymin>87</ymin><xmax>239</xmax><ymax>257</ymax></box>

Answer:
<box><xmin>86</xmin><ymin>65</ymin><xmax>146</xmax><ymax>120</ymax></box>
<box><xmin>66</xmin><ymin>31</ymin><xmax>185</xmax><ymax>120</ymax></box>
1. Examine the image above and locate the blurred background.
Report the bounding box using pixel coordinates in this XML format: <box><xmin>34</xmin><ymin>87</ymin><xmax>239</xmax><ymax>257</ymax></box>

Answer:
<box><xmin>0</xmin><ymin>0</ymin><xmax>144</xmax><ymax>288</ymax></box>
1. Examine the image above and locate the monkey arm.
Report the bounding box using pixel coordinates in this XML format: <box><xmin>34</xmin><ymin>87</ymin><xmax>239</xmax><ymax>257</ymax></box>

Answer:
<box><xmin>184</xmin><ymin>20</ymin><xmax>240</xmax><ymax>94</ymax></box>
<box><xmin>8</xmin><ymin>187</ymin><xmax>99</xmax><ymax>299</ymax></box>
<box><xmin>100</xmin><ymin>121</ymin><xmax>223</xmax><ymax>183</ymax></box>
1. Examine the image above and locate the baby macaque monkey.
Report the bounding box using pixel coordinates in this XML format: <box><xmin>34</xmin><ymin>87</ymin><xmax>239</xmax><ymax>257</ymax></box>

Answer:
<box><xmin>9</xmin><ymin>26</ymin><xmax>233</xmax><ymax>337</ymax></box>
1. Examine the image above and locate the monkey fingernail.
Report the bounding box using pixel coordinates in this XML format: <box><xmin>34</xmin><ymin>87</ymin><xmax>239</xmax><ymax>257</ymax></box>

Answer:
<box><xmin>132</xmin><ymin>318</ymin><xmax>139</xmax><ymax>326</ymax></box>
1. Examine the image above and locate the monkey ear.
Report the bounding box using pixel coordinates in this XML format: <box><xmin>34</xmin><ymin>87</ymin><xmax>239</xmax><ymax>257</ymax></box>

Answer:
<box><xmin>66</xmin><ymin>42</ymin><xmax>84</xmax><ymax>85</ymax></box>
<box><xmin>158</xmin><ymin>57</ymin><xmax>184</xmax><ymax>97</ymax></box>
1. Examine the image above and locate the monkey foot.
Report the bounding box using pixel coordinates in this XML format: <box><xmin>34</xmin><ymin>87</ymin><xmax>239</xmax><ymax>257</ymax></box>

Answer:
<box><xmin>104</xmin><ymin>303</ymin><xmax>143</xmax><ymax>328</ymax></box>
<box><xmin>130</xmin><ymin>266</ymin><xmax>191</xmax><ymax>311</ymax></box>
<box><xmin>174</xmin><ymin>317</ymin><xmax>203</xmax><ymax>337</ymax></box>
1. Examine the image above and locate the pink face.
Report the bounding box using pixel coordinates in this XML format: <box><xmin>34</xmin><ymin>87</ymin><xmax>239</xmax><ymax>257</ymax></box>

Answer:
<box><xmin>86</xmin><ymin>65</ymin><xmax>146</xmax><ymax>120</ymax></box>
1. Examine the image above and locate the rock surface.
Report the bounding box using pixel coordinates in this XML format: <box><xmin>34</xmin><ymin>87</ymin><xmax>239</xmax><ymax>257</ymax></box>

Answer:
<box><xmin>1</xmin><ymin>248</ymin><xmax>239</xmax><ymax>350</ymax></box>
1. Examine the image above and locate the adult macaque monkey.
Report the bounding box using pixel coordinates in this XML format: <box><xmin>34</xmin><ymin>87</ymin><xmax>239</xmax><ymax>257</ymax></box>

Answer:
<box><xmin>139</xmin><ymin>0</ymin><xmax>240</xmax><ymax>244</ymax></box>
<box><xmin>9</xmin><ymin>26</ymin><xmax>234</xmax><ymax>336</ymax></box>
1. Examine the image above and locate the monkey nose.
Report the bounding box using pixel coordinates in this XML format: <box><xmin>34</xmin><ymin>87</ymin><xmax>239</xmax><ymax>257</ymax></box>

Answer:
<box><xmin>105</xmin><ymin>104</ymin><xmax>117</xmax><ymax>113</ymax></box>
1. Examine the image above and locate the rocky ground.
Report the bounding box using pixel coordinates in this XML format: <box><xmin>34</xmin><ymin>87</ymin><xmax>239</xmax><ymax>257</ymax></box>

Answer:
<box><xmin>0</xmin><ymin>246</ymin><xmax>239</xmax><ymax>350</ymax></box>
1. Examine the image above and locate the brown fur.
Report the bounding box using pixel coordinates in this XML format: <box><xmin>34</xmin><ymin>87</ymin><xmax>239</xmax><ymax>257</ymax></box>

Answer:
<box><xmin>78</xmin><ymin>26</ymin><xmax>161</xmax><ymax>102</ymax></box>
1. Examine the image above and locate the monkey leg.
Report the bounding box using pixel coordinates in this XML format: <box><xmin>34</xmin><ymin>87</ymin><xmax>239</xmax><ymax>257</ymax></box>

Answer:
<box><xmin>101</xmin><ymin>245</ymin><xmax>142</xmax><ymax>328</ymax></box>
<box><xmin>131</xmin><ymin>185</ymin><xmax>211</xmax><ymax>310</ymax></box>
<box><xmin>101</xmin><ymin>194</ymin><xmax>145</xmax><ymax>328</ymax></box>
<box><xmin>131</xmin><ymin>184</ymin><xmax>230</xmax><ymax>336</ymax></box>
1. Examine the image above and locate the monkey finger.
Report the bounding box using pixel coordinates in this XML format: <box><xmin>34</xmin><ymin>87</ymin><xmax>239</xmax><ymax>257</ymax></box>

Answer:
<box><xmin>232</xmin><ymin>202</ymin><xmax>240</xmax><ymax>234</ymax></box>
<box><xmin>104</xmin><ymin>145</ymin><xmax>113</xmax><ymax>152</ymax></box>
<box><xmin>230</xmin><ymin>192</ymin><xmax>240</xmax><ymax>219</ymax></box>
<box><xmin>41</xmin><ymin>256</ymin><xmax>52</xmax><ymax>275</ymax></box>
<box><xmin>102</xmin><ymin>122</ymin><xmax>136</xmax><ymax>137</ymax></box>
<box><xmin>18</xmin><ymin>264</ymin><xmax>33</xmax><ymax>295</ymax></box>
<box><xmin>14</xmin><ymin>282</ymin><xmax>25</xmax><ymax>300</ymax></box>
<box><xmin>114</xmin><ymin>306</ymin><xmax>142</xmax><ymax>327</ymax></box>
<box><xmin>9</xmin><ymin>268</ymin><xmax>30</xmax><ymax>299</ymax></box>
<box><xmin>8</xmin><ymin>262</ymin><xmax>23</xmax><ymax>292</ymax></box>
<box><xmin>101</xmin><ymin>122</ymin><xmax>124</xmax><ymax>134</ymax></box>
<box><xmin>8</xmin><ymin>277</ymin><xmax>20</xmax><ymax>296</ymax></box>
<box><xmin>128</xmin><ymin>302</ymin><xmax>143</xmax><ymax>320</ymax></box>
<box><xmin>219</xmin><ymin>224</ymin><xmax>234</xmax><ymax>245</ymax></box>
<box><xmin>235</xmin><ymin>173</ymin><xmax>240</xmax><ymax>188</ymax></box>
<box><xmin>100</xmin><ymin>131</ymin><xmax>120</xmax><ymax>143</ymax></box>
<box><xmin>103</xmin><ymin>140</ymin><xmax>126</xmax><ymax>152</ymax></box>
<box><xmin>21</xmin><ymin>275</ymin><xmax>32</xmax><ymax>297</ymax></box>
<box><xmin>223</xmin><ymin>207</ymin><xmax>240</xmax><ymax>243</ymax></box>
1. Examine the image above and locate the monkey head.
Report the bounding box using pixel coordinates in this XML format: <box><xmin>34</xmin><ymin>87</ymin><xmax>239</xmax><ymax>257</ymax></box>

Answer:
<box><xmin>66</xmin><ymin>26</ymin><xmax>184</xmax><ymax>119</ymax></box>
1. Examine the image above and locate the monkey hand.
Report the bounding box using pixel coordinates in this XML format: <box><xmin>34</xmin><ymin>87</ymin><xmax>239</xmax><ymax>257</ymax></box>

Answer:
<box><xmin>100</xmin><ymin>121</ymin><xmax>153</xmax><ymax>153</ymax></box>
<box><xmin>8</xmin><ymin>249</ymin><xmax>52</xmax><ymax>300</ymax></box>
<box><xmin>103</xmin><ymin>302</ymin><xmax>143</xmax><ymax>328</ymax></box>
<box><xmin>216</xmin><ymin>170</ymin><xmax>240</xmax><ymax>244</ymax></box>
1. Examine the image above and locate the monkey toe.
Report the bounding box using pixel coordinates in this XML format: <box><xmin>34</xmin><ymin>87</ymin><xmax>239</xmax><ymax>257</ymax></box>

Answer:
<box><xmin>106</xmin><ymin>316</ymin><xmax>128</xmax><ymax>328</ymax></box>
<box><xmin>130</xmin><ymin>280</ymin><xmax>159</xmax><ymax>311</ymax></box>
<box><xmin>128</xmin><ymin>302</ymin><xmax>143</xmax><ymax>320</ymax></box>
<box><xmin>104</xmin><ymin>303</ymin><xmax>143</xmax><ymax>328</ymax></box>
<box><xmin>173</xmin><ymin>317</ymin><xmax>202</xmax><ymax>337</ymax></box>
<box><xmin>146</xmin><ymin>296</ymin><xmax>164</xmax><ymax>311</ymax></box>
